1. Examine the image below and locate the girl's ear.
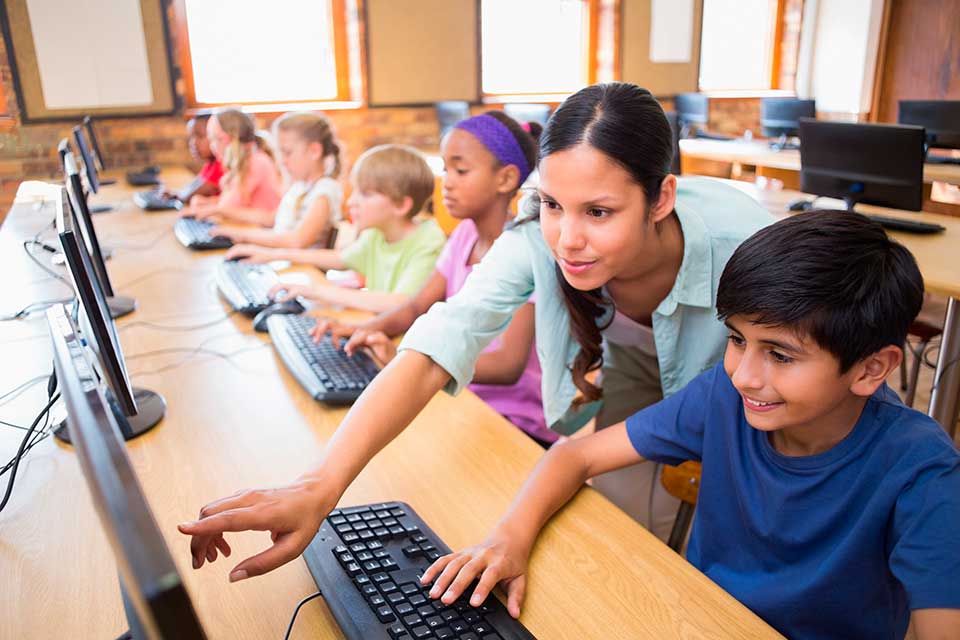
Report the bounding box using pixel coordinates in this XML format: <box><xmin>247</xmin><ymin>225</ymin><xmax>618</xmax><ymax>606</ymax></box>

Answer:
<box><xmin>650</xmin><ymin>174</ymin><xmax>678</xmax><ymax>224</ymax></box>
<box><xmin>495</xmin><ymin>164</ymin><xmax>521</xmax><ymax>195</ymax></box>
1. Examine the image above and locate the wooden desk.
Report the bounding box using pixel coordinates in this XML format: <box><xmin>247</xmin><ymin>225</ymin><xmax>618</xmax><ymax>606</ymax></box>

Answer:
<box><xmin>0</xmin><ymin>173</ymin><xmax>782</xmax><ymax>638</ymax></box>
<box><xmin>713</xmin><ymin>177</ymin><xmax>960</xmax><ymax>437</ymax></box>
<box><xmin>679</xmin><ymin>138</ymin><xmax>960</xmax><ymax>186</ymax></box>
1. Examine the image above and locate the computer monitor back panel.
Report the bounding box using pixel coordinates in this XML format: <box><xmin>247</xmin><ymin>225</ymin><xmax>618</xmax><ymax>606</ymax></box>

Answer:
<box><xmin>798</xmin><ymin>119</ymin><xmax>925</xmax><ymax>211</ymax></box>
<box><xmin>55</xmin><ymin>187</ymin><xmax>138</xmax><ymax>415</ymax></box>
<box><xmin>72</xmin><ymin>125</ymin><xmax>100</xmax><ymax>194</ymax></box>
<box><xmin>674</xmin><ymin>93</ymin><xmax>709</xmax><ymax>127</ymax></box>
<box><xmin>47</xmin><ymin>304</ymin><xmax>207</xmax><ymax>640</ymax></box>
<box><xmin>435</xmin><ymin>101</ymin><xmax>471</xmax><ymax>140</ymax></box>
<box><xmin>898</xmin><ymin>100</ymin><xmax>960</xmax><ymax>150</ymax></box>
<box><xmin>761</xmin><ymin>98</ymin><xmax>816</xmax><ymax>138</ymax></box>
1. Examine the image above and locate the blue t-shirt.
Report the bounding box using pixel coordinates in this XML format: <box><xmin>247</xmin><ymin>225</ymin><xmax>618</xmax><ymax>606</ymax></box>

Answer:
<box><xmin>626</xmin><ymin>362</ymin><xmax>960</xmax><ymax>639</ymax></box>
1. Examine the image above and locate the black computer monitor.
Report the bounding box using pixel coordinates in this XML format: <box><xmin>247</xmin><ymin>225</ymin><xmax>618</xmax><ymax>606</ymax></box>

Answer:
<box><xmin>761</xmin><ymin>97</ymin><xmax>816</xmax><ymax>139</ymax></box>
<box><xmin>83</xmin><ymin>115</ymin><xmax>108</xmax><ymax>172</ymax></box>
<box><xmin>62</xmin><ymin>146</ymin><xmax>136</xmax><ymax>318</ymax></box>
<box><xmin>436</xmin><ymin>101</ymin><xmax>471</xmax><ymax>140</ymax></box>
<box><xmin>73</xmin><ymin>125</ymin><xmax>101</xmax><ymax>194</ymax></box>
<box><xmin>46</xmin><ymin>304</ymin><xmax>207</xmax><ymax>640</ymax></box>
<box><xmin>897</xmin><ymin>100</ymin><xmax>960</xmax><ymax>151</ymax></box>
<box><xmin>674</xmin><ymin>93</ymin><xmax>709</xmax><ymax>136</ymax></box>
<box><xmin>503</xmin><ymin>103</ymin><xmax>551</xmax><ymax>128</ymax></box>
<box><xmin>55</xmin><ymin>186</ymin><xmax>165</xmax><ymax>441</ymax></box>
<box><xmin>798</xmin><ymin>118</ymin><xmax>925</xmax><ymax>211</ymax></box>
<box><xmin>665</xmin><ymin>111</ymin><xmax>681</xmax><ymax>175</ymax></box>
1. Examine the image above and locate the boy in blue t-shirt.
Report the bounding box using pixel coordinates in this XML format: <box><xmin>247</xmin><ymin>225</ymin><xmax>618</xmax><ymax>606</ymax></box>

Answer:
<box><xmin>421</xmin><ymin>211</ymin><xmax>960</xmax><ymax>639</ymax></box>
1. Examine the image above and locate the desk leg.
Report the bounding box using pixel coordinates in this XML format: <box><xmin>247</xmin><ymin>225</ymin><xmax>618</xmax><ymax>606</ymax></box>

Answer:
<box><xmin>928</xmin><ymin>297</ymin><xmax>960</xmax><ymax>438</ymax></box>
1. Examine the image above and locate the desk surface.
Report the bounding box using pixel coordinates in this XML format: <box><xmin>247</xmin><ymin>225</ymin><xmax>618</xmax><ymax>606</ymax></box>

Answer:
<box><xmin>0</xmin><ymin>172</ymin><xmax>781</xmax><ymax>639</ymax></box>
<box><xmin>714</xmin><ymin>178</ymin><xmax>960</xmax><ymax>300</ymax></box>
<box><xmin>680</xmin><ymin>138</ymin><xmax>960</xmax><ymax>185</ymax></box>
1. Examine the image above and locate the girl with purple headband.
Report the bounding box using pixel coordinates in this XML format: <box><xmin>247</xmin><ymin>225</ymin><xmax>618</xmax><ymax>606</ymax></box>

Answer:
<box><xmin>310</xmin><ymin>111</ymin><xmax>552</xmax><ymax>446</ymax></box>
<box><xmin>181</xmin><ymin>83</ymin><xmax>774</xmax><ymax>593</ymax></box>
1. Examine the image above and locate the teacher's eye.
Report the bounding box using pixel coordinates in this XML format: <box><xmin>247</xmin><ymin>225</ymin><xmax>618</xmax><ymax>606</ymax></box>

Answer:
<box><xmin>727</xmin><ymin>334</ymin><xmax>745</xmax><ymax>347</ymax></box>
<box><xmin>586</xmin><ymin>208</ymin><xmax>610</xmax><ymax>218</ymax></box>
<box><xmin>540</xmin><ymin>199</ymin><xmax>560</xmax><ymax>211</ymax></box>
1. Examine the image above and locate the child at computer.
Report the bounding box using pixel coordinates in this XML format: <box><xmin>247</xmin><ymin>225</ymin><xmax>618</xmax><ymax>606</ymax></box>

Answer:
<box><xmin>225</xmin><ymin>144</ymin><xmax>445</xmax><ymax>313</ymax></box>
<box><xmin>312</xmin><ymin>112</ymin><xmax>553</xmax><ymax>445</ymax></box>
<box><xmin>419</xmin><ymin>211</ymin><xmax>960</xmax><ymax>639</ymax></box>
<box><xmin>181</xmin><ymin>108</ymin><xmax>283</xmax><ymax>225</ymax></box>
<box><xmin>159</xmin><ymin>114</ymin><xmax>223</xmax><ymax>204</ymax></box>
<box><xmin>210</xmin><ymin>111</ymin><xmax>343</xmax><ymax>249</ymax></box>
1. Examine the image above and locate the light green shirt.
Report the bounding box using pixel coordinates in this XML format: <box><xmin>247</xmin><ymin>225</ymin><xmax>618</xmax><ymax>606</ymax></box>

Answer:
<box><xmin>399</xmin><ymin>177</ymin><xmax>774</xmax><ymax>434</ymax></box>
<box><xmin>341</xmin><ymin>219</ymin><xmax>446</xmax><ymax>294</ymax></box>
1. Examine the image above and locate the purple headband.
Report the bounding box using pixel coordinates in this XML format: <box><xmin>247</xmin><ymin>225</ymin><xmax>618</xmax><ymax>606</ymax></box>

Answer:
<box><xmin>454</xmin><ymin>114</ymin><xmax>531</xmax><ymax>184</ymax></box>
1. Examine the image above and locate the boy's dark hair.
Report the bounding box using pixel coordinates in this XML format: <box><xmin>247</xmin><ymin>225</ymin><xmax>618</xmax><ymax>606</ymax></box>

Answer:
<box><xmin>716</xmin><ymin>210</ymin><xmax>924</xmax><ymax>372</ymax></box>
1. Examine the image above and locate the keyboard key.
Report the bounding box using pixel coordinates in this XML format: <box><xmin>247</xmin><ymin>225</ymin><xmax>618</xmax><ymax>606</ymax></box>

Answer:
<box><xmin>417</xmin><ymin>605</ymin><xmax>435</xmax><ymax>617</ymax></box>
<box><xmin>440</xmin><ymin>610</ymin><xmax>458</xmax><ymax>622</ymax></box>
<box><xmin>376</xmin><ymin>605</ymin><xmax>396</xmax><ymax>623</ymax></box>
<box><xmin>346</xmin><ymin>562</ymin><xmax>362</xmax><ymax>577</ymax></box>
<box><xmin>425</xmin><ymin>615</ymin><xmax>443</xmax><ymax>629</ymax></box>
<box><xmin>357</xmin><ymin>551</ymin><xmax>374</xmax><ymax>562</ymax></box>
<box><xmin>461</xmin><ymin>633</ymin><xmax>479</xmax><ymax>640</ymax></box>
<box><xmin>372</xmin><ymin>572</ymin><xmax>390</xmax><ymax>583</ymax></box>
<box><xmin>389</xmin><ymin>593</ymin><xmax>407</xmax><ymax>606</ymax></box>
<box><xmin>388</xmin><ymin>623</ymin><xmax>407</xmax><ymax>638</ymax></box>
<box><xmin>451</xmin><ymin>620</ymin><xmax>470</xmax><ymax>633</ymax></box>
<box><xmin>410</xmin><ymin>594</ymin><xmax>427</xmax><ymax>607</ymax></box>
<box><xmin>463</xmin><ymin>611</ymin><xmax>480</xmax><ymax>624</ymax></box>
<box><xmin>403</xmin><ymin>545</ymin><xmax>423</xmax><ymax>558</ymax></box>
<box><xmin>411</xmin><ymin>625</ymin><xmax>432</xmax><ymax>639</ymax></box>
<box><xmin>473</xmin><ymin>622</ymin><xmax>493</xmax><ymax>635</ymax></box>
<box><xmin>362</xmin><ymin>584</ymin><xmax>379</xmax><ymax>597</ymax></box>
<box><xmin>350</xmin><ymin>543</ymin><xmax>367</xmax><ymax>553</ymax></box>
<box><xmin>400</xmin><ymin>583</ymin><xmax>420</xmax><ymax>596</ymax></box>
<box><xmin>435</xmin><ymin>628</ymin><xmax>454</xmax><ymax>639</ymax></box>
<box><xmin>403</xmin><ymin>614</ymin><xmax>422</xmax><ymax>627</ymax></box>
<box><xmin>396</xmin><ymin>602</ymin><xmax>414</xmax><ymax>615</ymax></box>
<box><xmin>374</xmin><ymin>550</ymin><xmax>391</xmax><ymax>559</ymax></box>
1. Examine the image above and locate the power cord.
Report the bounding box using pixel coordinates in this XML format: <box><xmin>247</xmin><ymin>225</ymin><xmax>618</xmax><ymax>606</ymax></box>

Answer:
<box><xmin>0</xmin><ymin>371</ymin><xmax>59</xmax><ymax>514</ymax></box>
<box><xmin>0</xmin><ymin>297</ymin><xmax>76</xmax><ymax>322</ymax></box>
<box><xmin>283</xmin><ymin>590</ymin><xmax>323</xmax><ymax>640</ymax></box>
<box><xmin>127</xmin><ymin>336</ymin><xmax>271</xmax><ymax>377</ymax></box>
<box><xmin>119</xmin><ymin>309</ymin><xmax>240</xmax><ymax>333</ymax></box>
<box><xmin>105</xmin><ymin>227</ymin><xmax>172</xmax><ymax>251</ymax></box>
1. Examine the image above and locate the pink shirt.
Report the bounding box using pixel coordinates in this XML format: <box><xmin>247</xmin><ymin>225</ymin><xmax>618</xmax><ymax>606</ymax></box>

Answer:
<box><xmin>218</xmin><ymin>148</ymin><xmax>283</xmax><ymax>213</ymax></box>
<box><xmin>436</xmin><ymin>219</ymin><xmax>554</xmax><ymax>444</ymax></box>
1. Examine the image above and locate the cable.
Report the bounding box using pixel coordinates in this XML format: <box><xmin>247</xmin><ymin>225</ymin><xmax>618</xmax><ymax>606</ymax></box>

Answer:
<box><xmin>127</xmin><ymin>337</ymin><xmax>271</xmax><ymax>377</ymax></box>
<box><xmin>119</xmin><ymin>309</ymin><xmax>240</xmax><ymax>333</ymax></box>
<box><xmin>115</xmin><ymin>266</ymin><xmax>206</xmax><ymax>290</ymax></box>
<box><xmin>22</xmin><ymin>239</ymin><xmax>74</xmax><ymax>289</ymax></box>
<box><xmin>0</xmin><ymin>375</ymin><xmax>47</xmax><ymax>406</ymax></box>
<box><xmin>0</xmin><ymin>296</ymin><xmax>76</xmax><ymax>322</ymax></box>
<box><xmin>0</xmin><ymin>390</ymin><xmax>60</xmax><ymax>514</ymax></box>
<box><xmin>283</xmin><ymin>591</ymin><xmax>323</xmax><ymax>640</ymax></box>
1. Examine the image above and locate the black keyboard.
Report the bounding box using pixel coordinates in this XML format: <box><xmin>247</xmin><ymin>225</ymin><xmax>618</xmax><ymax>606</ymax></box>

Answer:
<box><xmin>134</xmin><ymin>190</ymin><xmax>181</xmax><ymax>211</ymax></box>
<box><xmin>215</xmin><ymin>261</ymin><xmax>278</xmax><ymax>316</ymax></box>
<box><xmin>925</xmin><ymin>155</ymin><xmax>960</xmax><ymax>165</ymax></box>
<box><xmin>173</xmin><ymin>218</ymin><xmax>233</xmax><ymax>250</ymax></box>
<box><xmin>303</xmin><ymin>501</ymin><xmax>537</xmax><ymax>640</ymax></box>
<box><xmin>267</xmin><ymin>314</ymin><xmax>380</xmax><ymax>404</ymax></box>
<box><xmin>867</xmin><ymin>214</ymin><xmax>945</xmax><ymax>234</ymax></box>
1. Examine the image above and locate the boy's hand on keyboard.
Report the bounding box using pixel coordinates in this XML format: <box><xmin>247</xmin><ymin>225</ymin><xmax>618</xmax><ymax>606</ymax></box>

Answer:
<box><xmin>420</xmin><ymin>529</ymin><xmax>531</xmax><ymax>618</ymax></box>
<box><xmin>177</xmin><ymin>477</ymin><xmax>337</xmax><ymax>582</ymax></box>
<box><xmin>225</xmin><ymin>244</ymin><xmax>273</xmax><ymax>263</ymax></box>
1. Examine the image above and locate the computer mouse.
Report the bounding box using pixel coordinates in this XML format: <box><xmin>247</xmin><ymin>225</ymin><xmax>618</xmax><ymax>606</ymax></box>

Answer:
<box><xmin>787</xmin><ymin>199</ymin><xmax>813</xmax><ymax>212</ymax></box>
<box><xmin>252</xmin><ymin>299</ymin><xmax>305</xmax><ymax>332</ymax></box>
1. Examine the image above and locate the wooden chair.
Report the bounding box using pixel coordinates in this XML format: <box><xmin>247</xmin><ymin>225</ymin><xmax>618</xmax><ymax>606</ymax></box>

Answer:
<box><xmin>660</xmin><ymin>461</ymin><xmax>702</xmax><ymax>552</ymax></box>
<box><xmin>900</xmin><ymin>295</ymin><xmax>947</xmax><ymax>407</ymax></box>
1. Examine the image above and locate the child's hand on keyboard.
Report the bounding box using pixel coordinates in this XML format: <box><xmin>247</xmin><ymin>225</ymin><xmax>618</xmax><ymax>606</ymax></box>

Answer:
<box><xmin>420</xmin><ymin>528</ymin><xmax>532</xmax><ymax>618</ymax></box>
<box><xmin>209</xmin><ymin>225</ymin><xmax>247</xmax><ymax>243</ymax></box>
<box><xmin>269</xmin><ymin>282</ymin><xmax>313</xmax><ymax>302</ymax></box>
<box><xmin>311</xmin><ymin>317</ymin><xmax>358</xmax><ymax>344</ymax></box>
<box><xmin>180</xmin><ymin>200</ymin><xmax>219</xmax><ymax>221</ymax></box>
<box><xmin>346</xmin><ymin>330</ymin><xmax>396</xmax><ymax>365</ymax></box>
<box><xmin>225</xmin><ymin>244</ymin><xmax>274</xmax><ymax>263</ymax></box>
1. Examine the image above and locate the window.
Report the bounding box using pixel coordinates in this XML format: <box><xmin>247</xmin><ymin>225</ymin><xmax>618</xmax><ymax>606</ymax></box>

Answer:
<box><xmin>173</xmin><ymin>0</ymin><xmax>359</xmax><ymax>108</ymax></box>
<box><xmin>698</xmin><ymin>0</ymin><xmax>780</xmax><ymax>91</ymax></box>
<box><xmin>481</xmin><ymin>0</ymin><xmax>594</xmax><ymax>98</ymax></box>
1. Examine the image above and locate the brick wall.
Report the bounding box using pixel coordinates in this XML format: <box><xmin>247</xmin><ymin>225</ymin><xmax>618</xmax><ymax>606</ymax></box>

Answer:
<box><xmin>0</xmin><ymin>26</ymin><xmax>445</xmax><ymax>218</ymax></box>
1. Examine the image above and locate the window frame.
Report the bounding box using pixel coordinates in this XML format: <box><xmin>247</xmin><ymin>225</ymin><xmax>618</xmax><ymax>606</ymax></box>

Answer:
<box><xmin>478</xmin><ymin>0</ymin><xmax>602</xmax><ymax>104</ymax></box>
<box><xmin>697</xmin><ymin>0</ymin><xmax>786</xmax><ymax>94</ymax></box>
<box><xmin>170</xmin><ymin>0</ymin><xmax>361</xmax><ymax>110</ymax></box>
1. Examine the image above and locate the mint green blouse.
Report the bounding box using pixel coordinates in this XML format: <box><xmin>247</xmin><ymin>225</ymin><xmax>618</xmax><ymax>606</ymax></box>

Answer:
<box><xmin>400</xmin><ymin>177</ymin><xmax>774</xmax><ymax>434</ymax></box>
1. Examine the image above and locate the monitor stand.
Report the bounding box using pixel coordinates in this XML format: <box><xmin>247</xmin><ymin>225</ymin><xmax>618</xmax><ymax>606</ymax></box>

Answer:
<box><xmin>89</xmin><ymin>204</ymin><xmax>114</xmax><ymax>214</ymax></box>
<box><xmin>107</xmin><ymin>295</ymin><xmax>136</xmax><ymax>318</ymax></box>
<box><xmin>54</xmin><ymin>387</ymin><xmax>166</xmax><ymax>444</ymax></box>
